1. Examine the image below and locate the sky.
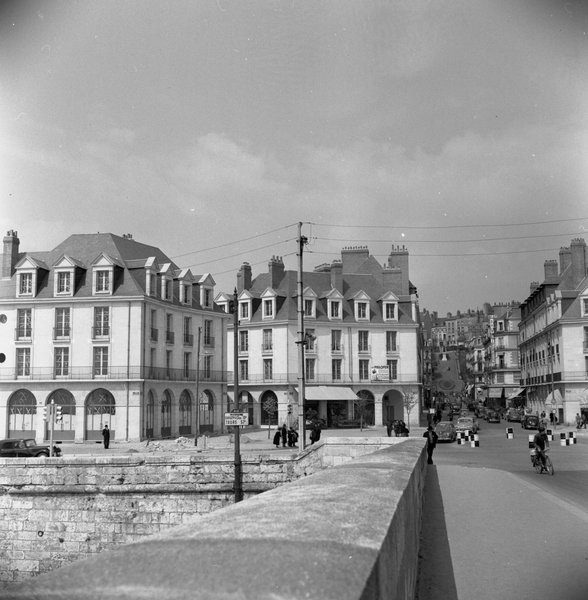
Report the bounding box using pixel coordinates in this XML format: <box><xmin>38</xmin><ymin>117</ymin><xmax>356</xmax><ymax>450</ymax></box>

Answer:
<box><xmin>1</xmin><ymin>0</ymin><xmax>588</xmax><ymax>316</ymax></box>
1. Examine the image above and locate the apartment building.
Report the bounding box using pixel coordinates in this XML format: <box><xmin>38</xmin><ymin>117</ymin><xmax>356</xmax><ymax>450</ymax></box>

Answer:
<box><xmin>0</xmin><ymin>230</ymin><xmax>229</xmax><ymax>442</ymax></box>
<box><xmin>483</xmin><ymin>305</ymin><xmax>522</xmax><ymax>407</ymax></box>
<box><xmin>519</xmin><ymin>238</ymin><xmax>588</xmax><ymax>424</ymax></box>
<box><xmin>216</xmin><ymin>246</ymin><xmax>423</xmax><ymax>429</ymax></box>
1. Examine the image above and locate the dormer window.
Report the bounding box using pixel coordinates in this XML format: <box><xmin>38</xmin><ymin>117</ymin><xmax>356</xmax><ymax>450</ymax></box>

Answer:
<box><xmin>384</xmin><ymin>302</ymin><xmax>397</xmax><ymax>321</ymax></box>
<box><xmin>263</xmin><ymin>298</ymin><xmax>274</xmax><ymax>319</ymax></box>
<box><xmin>180</xmin><ymin>282</ymin><xmax>192</xmax><ymax>305</ymax></box>
<box><xmin>304</xmin><ymin>298</ymin><xmax>315</xmax><ymax>318</ymax></box>
<box><xmin>146</xmin><ymin>272</ymin><xmax>157</xmax><ymax>297</ymax></box>
<box><xmin>239</xmin><ymin>301</ymin><xmax>250</xmax><ymax>320</ymax></box>
<box><xmin>201</xmin><ymin>287</ymin><xmax>212</xmax><ymax>308</ymax></box>
<box><xmin>18</xmin><ymin>272</ymin><xmax>33</xmax><ymax>296</ymax></box>
<box><xmin>55</xmin><ymin>271</ymin><xmax>72</xmax><ymax>296</ymax></box>
<box><xmin>329</xmin><ymin>300</ymin><xmax>341</xmax><ymax>320</ymax></box>
<box><xmin>162</xmin><ymin>278</ymin><xmax>172</xmax><ymax>301</ymax></box>
<box><xmin>582</xmin><ymin>296</ymin><xmax>588</xmax><ymax>317</ymax></box>
<box><xmin>355</xmin><ymin>301</ymin><xmax>369</xmax><ymax>321</ymax></box>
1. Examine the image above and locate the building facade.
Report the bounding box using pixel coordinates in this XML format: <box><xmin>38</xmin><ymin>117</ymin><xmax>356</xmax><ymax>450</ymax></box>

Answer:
<box><xmin>216</xmin><ymin>246</ymin><xmax>424</xmax><ymax>429</ymax></box>
<box><xmin>519</xmin><ymin>238</ymin><xmax>588</xmax><ymax>424</ymax></box>
<box><xmin>0</xmin><ymin>231</ymin><xmax>229</xmax><ymax>443</ymax></box>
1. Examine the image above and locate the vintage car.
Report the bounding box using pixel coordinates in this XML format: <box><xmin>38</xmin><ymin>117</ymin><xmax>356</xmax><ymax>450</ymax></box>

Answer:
<box><xmin>0</xmin><ymin>438</ymin><xmax>62</xmax><ymax>457</ymax></box>
<box><xmin>521</xmin><ymin>414</ymin><xmax>540</xmax><ymax>430</ymax></box>
<box><xmin>455</xmin><ymin>416</ymin><xmax>479</xmax><ymax>434</ymax></box>
<box><xmin>486</xmin><ymin>410</ymin><xmax>501</xmax><ymax>423</ymax></box>
<box><xmin>506</xmin><ymin>408</ymin><xmax>523</xmax><ymax>422</ymax></box>
<box><xmin>435</xmin><ymin>421</ymin><xmax>457</xmax><ymax>442</ymax></box>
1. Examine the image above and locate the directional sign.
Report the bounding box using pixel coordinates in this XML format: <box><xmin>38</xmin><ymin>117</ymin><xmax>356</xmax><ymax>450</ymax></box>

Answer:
<box><xmin>224</xmin><ymin>413</ymin><xmax>248</xmax><ymax>427</ymax></box>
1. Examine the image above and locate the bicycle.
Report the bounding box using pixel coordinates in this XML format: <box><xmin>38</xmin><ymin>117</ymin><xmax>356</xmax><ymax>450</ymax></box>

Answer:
<box><xmin>530</xmin><ymin>448</ymin><xmax>554</xmax><ymax>475</ymax></box>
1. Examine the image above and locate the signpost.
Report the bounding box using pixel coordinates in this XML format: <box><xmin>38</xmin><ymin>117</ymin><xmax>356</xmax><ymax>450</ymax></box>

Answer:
<box><xmin>224</xmin><ymin>412</ymin><xmax>248</xmax><ymax>427</ymax></box>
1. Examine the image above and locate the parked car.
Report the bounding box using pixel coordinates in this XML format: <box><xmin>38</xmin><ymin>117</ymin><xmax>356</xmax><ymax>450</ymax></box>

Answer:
<box><xmin>455</xmin><ymin>417</ymin><xmax>479</xmax><ymax>434</ymax></box>
<box><xmin>506</xmin><ymin>408</ymin><xmax>523</xmax><ymax>422</ymax></box>
<box><xmin>435</xmin><ymin>421</ymin><xmax>457</xmax><ymax>442</ymax></box>
<box><xmin>486</xmin><ymin>410</ymin><xmax>501</xmax><ymax>423</ymax></box>
<box><xmin>0</xmin><ymin>439</ymin><xmax>62</xmax><ymax>458</ymax></box>
<box><xmin>521</xmin><ymin>414</ymin><xmax>540</xmax><ymax>430</ymax></box>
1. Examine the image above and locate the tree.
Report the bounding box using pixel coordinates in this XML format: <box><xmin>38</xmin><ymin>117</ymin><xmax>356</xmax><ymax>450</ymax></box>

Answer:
<box><xmin>403</xmin><ymin>391</ymin><xmax>419</xmax><ymax>426</ymax></box>
<box><xmin>263</xmin><ymin>394</ymin><xmax>278</xmax><ymax>438</ymax></box>
<box><xmin>353</xmin><ymin>392</ymin><xmax>372</xmax><ymax>431</ymax></box>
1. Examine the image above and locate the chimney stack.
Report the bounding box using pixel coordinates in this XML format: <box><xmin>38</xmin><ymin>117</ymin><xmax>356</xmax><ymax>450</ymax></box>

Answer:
<box><xmin>559</xmin><ymin>246</ymin><xmax>572</xmax><ymax>275</ymax></box>
<box><xmin>330</xmin><ymin>260</ymin><xmax>342</xmax><ymax>291</ymax></box>
<box><xmin>237</xmin><ymin>262</ymin><xmax>252</xmax><ymax>292</ymax></box>
<box><xmin>544</xmin><ymin>259</ymin><xmax>558</xmax><ymax>280</ymax></box>
<box><xmin>268</xmin><ymin>256</ymin><xmax>284</xmax><ymax>289</ymax></box>
<box><xmin>570</xmin><ymin>238</ymin><xmax>587</xmax><ymax>284</ymax></box>
<box><xmin>2</xmin><ymin>230</ymin><xmax>19</xmax><ymax>279</ymax></box>
<box><xmin>387</xmin><ymin>245</ymin><xmax>410</xmax><ymax>295</ymax></box>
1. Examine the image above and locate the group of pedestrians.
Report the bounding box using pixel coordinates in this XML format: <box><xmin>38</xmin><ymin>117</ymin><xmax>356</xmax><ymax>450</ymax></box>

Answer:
<box><xmin>575</xmin><ymin>412</ymin><xmax>587</xmax><ymax>429</ymax></box>
<box><xmin>386</xmin><ymin>419</ymin><xmax>409</xmax><ymax>437</ymax></box>
<box><xmin>272</xmin><ymin>423</ymin><xmax>299</xmax><ymax>448</ymax></box>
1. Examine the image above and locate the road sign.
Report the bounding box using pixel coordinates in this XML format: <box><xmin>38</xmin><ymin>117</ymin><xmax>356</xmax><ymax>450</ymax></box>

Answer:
<box><xmin>224</xmin><ymin>413</ymin><xmax>248</xmax><ymax>427</ymax></box>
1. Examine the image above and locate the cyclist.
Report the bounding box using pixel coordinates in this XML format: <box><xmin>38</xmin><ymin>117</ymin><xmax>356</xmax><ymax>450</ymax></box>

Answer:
<box><xmin>533</xmin><ymin>426</ymin><xmax>550</xmax><ymax>472</ymax></box>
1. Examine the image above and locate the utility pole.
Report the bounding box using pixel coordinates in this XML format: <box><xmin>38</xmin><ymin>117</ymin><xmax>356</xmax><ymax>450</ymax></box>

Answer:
<box><xmin>49</xmin><ymin>400</ymin><xmax>55</xmax><ymax>457</ymax></box>
<box><xmin>296</xmin><ymin>223</ymin><xmax>308</xmax><ymax>450</ymax></box>
<box><xmin>194</xmin><ymin>326</ymin><xmax>202</xmax><ymax>446</ymax></box>
<box><xmin>232</xmin><ymin>288</ymin><xmax>243</xmax><ymax>502</ymax></box>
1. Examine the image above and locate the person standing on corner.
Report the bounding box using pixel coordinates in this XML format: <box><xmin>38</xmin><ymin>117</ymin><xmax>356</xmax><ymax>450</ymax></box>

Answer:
<box><xmin>102</xmin><ymin>424</ymin><xmax>110</xmax><ymax>449</ymax></box>
<box><xmin>423</xmin><ymin>425</ymin><xmax>438</xmax><ymax>465</ymax></box>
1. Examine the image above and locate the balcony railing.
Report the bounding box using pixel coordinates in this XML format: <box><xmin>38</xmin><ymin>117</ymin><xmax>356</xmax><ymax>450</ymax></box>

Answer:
<box><xmin>203</xmin><ymin>336</ymin><xmax>215</xmax><ymax>348</ymax></box>
<box><xmin>91</xmin><ymin>326</ymin><xmax>110</xmax><ymax>339</ymax></box>
<box><xmin>357</xmin><ymin>344</ymin><xmax>371</xmax><ymax>354</ymax></box>
<box><xmin>183</xmin><ymin>333</ymin><xmax>194</xmax><ymax>346</ymax></box>
<box><xmin>227</xmin><ymin>372</ymin><xmax>421</xmax><ymax>385</ymax></box>
<box><xmin>261</xmin><ymin>343</ymin><xmax>273</xmax><ymax>354</ymax></box>
<box><xmin>166</xmin><ymin>331</ymin><xmax>175</xmax><ymax>344</ymax></box>
<box><xmin>150</xmin><ymin>328</ymin><xmax>159</xmax><ymax>342</ymax></box>
<box><xmin>53</xmin><ymin>327</ymin><xmax>71</xmax><ymax>340</ymax></box>
<box><xmin>331</xmin><ymin>344</ymin><xmax>344</xmax><ymax>354</ymax></box>
<box><xmin>0</xmin><ymin>365</ymin><xmax>228</xmax><ymax>383</ymax></box>
<box><xmin>15</xmin><ymin>328</ymin><xmax>32</xmax><ymax>341</ymax></box>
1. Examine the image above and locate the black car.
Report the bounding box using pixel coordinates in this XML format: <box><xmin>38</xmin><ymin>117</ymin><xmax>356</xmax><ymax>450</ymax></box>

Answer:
<box><xmin>0</xmin><ymin>439</ymin><xmax>62</xmax><ymax>457</ymax></box>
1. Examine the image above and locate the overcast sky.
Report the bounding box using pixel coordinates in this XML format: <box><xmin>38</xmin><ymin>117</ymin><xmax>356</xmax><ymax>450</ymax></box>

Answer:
<box><xmin>2</xmin><ymin>0</ymin><xmax>587</xmax><ymax>315</ymax></box>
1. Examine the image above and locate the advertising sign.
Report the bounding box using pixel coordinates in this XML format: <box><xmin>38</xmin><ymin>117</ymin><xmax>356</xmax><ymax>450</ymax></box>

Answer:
<box><xmin>371</xmin><ymin>366</ymin><xmax>390</xmax><ymax>381</ymax></box>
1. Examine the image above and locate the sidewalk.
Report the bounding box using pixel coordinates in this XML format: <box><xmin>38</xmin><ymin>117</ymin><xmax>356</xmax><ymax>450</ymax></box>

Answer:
<box><xmin>417</xmin><ymin>454</ymin><xmax>588</xmax><ymax>600</ymax></box>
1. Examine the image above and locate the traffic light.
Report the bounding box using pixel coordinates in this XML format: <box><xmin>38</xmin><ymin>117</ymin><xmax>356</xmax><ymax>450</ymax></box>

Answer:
<box><xmin>55</xmin><ymin>405</ymin><xmax>62</xmax><ymax>422</ymax></box>
<box><xmin>41</xmin><ymin>406</ymin><xmax>48</xmax><ymax>421</ymax></box>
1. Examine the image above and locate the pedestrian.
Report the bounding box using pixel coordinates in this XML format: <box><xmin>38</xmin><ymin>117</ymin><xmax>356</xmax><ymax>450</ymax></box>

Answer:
<box><xmin>287</xmin><ymin>427</ymin><xmax>298</xmax><ymax>447</ymax></box>
<box><xmin>102</xmin><ymin>424</ymin><xmax>110</xmax><ymax>449</ymax></box>
<box><xmin>272</xmin><ymin>428</ymin><xmax>282</xmax><ymax>448</ymax></box>
<box><xmin>386</xmin><ymin>420</ymin><xmax>393</xmax><ymax>437</ymax></box>
<box><xmin>281</xmin><ymin>423</ymin><xmax>287</xmax><ymax>448</ymax></box>
<box><xmin>549</xmin><ymin>411</ymin><xmax>554</xmax><ymax>426</ymax></box>
<box><xmin>423</xmin><ymin>425</ymin><xmax>438</xmax><ymax>465</ymax></box>
<box><xmin>576</xmin><ymin>413</ymin><xmax>582</xmax><ymax>430</ymax></box>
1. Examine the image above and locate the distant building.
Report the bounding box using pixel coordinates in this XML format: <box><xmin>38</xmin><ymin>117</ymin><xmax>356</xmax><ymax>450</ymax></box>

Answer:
<box><xmin>519</xmin><ymin>238</ymin><xmax>588</xmax><ymax>423</ymax></box>
<box><xmin>0</xmin><ymin>231</ymin><xmax>229</xmax><ymax>442</ymax></box>
<box><xmin>216</xmin><ymin>246</ymin><xmax>424</xmax><ymax>429</ymax></box>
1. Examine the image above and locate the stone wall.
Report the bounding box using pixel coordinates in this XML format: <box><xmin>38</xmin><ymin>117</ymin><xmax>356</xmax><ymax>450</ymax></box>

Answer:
<box><xmin>4</xmin><ymin>438</ymin><xmax>427</xmax><ymax>600</ymax></box>
<box><xmin>0</xmin><ymin>437</ymin><xmax>404</xmax><ymax>584</ymax></box>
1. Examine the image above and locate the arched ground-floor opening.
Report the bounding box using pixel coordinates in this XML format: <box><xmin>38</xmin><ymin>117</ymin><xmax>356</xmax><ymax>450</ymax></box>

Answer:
<box><xmin>382</xmin><ymin>389</ymin><xmax>405</xmax><ymax>424</ymax></box>
<box><xmin>86</xmin><ymin>388</ymin><xmax>116</xmax><ymax>441</ymax></box>
<box><xmin>46</xmin><ymin>389</ymin><xmax>76</xmax><ymax>441</ymax></box>
<box><xmin>7</xmin><ymin>389</ymin><xmax>36</xmax><ymax>438</ymax></box>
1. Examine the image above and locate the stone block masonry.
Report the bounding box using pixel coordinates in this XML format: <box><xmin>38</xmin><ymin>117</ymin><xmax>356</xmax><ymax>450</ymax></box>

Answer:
<box><xmin>0</xmin><ymin>437</ymin><xmax>403</xmax><ymax>585</ymax></box>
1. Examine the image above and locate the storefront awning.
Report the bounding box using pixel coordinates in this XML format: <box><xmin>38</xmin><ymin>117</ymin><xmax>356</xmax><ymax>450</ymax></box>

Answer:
<box><xmin>487</xmin><ymin>387</ymin><xmax>504</xmax><ymax>398</ymax></box>
<box><xmin>305</xmin><ymin>386</ymin><xmax>358</xmax><ymax>401</ymax></box>
<box><xmin>545</xmin><ymin>389</ymin><xmax>563</xmax><ymax>406</ymax></box>
<box><xmin>506</xmin><ymin>387</ymin><xmax>525</xmax><ymax>400</ymax></box>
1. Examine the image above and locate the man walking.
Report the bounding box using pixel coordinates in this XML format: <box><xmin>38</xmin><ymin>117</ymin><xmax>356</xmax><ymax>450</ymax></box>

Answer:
<box><xmin>423</xmin><ymin>425</ymin><xmax>438</xmax><ymax>465</ymax></box>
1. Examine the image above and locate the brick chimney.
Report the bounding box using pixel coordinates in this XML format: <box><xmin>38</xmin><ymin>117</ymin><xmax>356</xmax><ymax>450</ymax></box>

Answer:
<box><xmin>330</xmin><ymin>260</ymin><xmax>342</xmax><ymax>291</ymax></box>
<box><xmin>2</xmin><ymin>230</ymin><xmax>19</xmax><ymax>279</ymax></box>
<box><xmin>559</xmin><ymin>246</ymin><xmax>572</xmax><ymax>275</ymax></box>
<box><xmin>268</xmin><ymin>255</ymin><xmax>284</xmax><ymax>289</ymax></box>
<box><xmin>237</xmin><ymin>262</ymin><xmax>252</xmax><ymax>292</ymax></box>
<box><xmin>570</xmin><ymin>238</ymin><xmax>587</xmax><ymax>284</ymax></box>
<box><xmin>544</xmin><ymin>259</ymin><xmax>558</xmax><ymax>280</ymax></box>
<box><xmin>341</xmin><ymin>246</ymin><xmax>369</xmax><ymax>273</ymax></box>
<box><xmin>387</xmin><ymin>245</ymin><xmax>409</xmax><ymax>295</ymax></box>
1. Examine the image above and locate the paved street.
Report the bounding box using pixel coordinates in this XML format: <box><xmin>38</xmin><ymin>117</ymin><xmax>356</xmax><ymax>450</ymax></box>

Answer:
<box><xmin>416</xmin><ymin>420</ymin><xmax>588</xmax><ymax>600</ymax></box>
